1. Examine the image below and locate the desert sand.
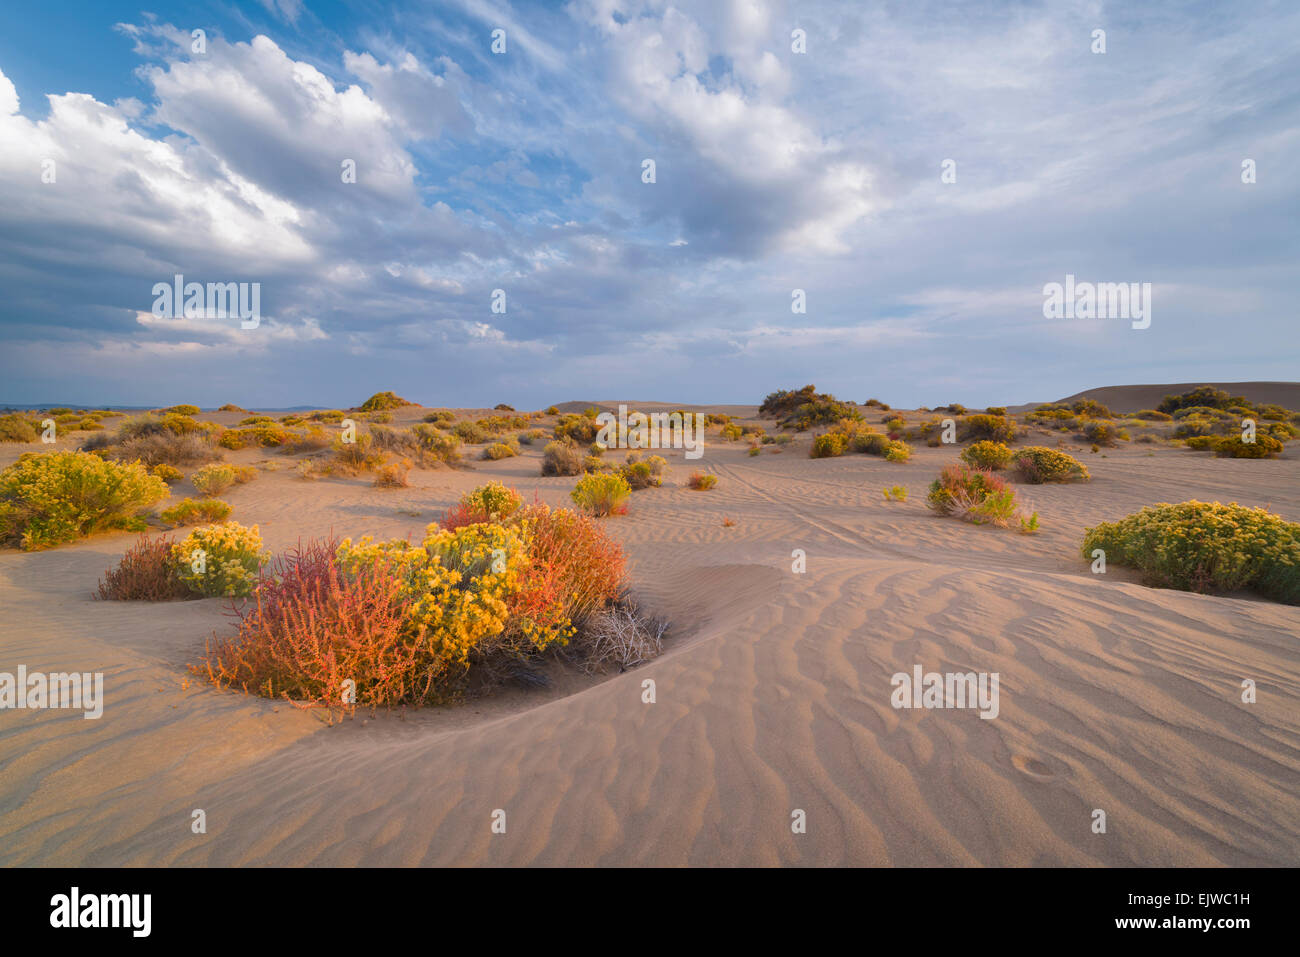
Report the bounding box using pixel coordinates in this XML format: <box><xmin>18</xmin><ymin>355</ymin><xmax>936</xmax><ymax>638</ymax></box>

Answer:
<box><xmin>0</xmin><ymin>401</ymin><xmax>1297</xmax><ymax>866</ymax></box>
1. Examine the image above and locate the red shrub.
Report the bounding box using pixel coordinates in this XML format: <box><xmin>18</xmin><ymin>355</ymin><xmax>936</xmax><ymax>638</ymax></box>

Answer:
<box><xmin>192</xmin><ymin>542</ymin><xmax>425</xmax><ymax>718</ymax></box>
<box><xmin>96</xmin><ymin>535</ymin><xmax>192</xmax><ymax>601</ymax></box>
<box><xmin>438</xmin><ymin>501</ymin><xmax>491</xmax><ymax>531</ymax></box>
<box><xmin>519</xmin><ymin>504</ymin><xmax>627</xmax><ymax>624</ymax></box>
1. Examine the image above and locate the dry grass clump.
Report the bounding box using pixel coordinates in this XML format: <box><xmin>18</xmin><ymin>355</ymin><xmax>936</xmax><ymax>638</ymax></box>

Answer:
<box><xmin>0</xmin><ymin>413</ymin><xmax>40</xmax><ymax>442</ymax></box>
<box><xmin>330</xmin><ymin>433</ymin><xmax>386</xmax><ymax>475</ymax></box>
<box><xmin>542</xmin><ymin>438</ymin><xmax>584</xmax><ymax>476</ymax></box>
<box><xmin>372</xmin><ymin>457</ymin><xmax>412</xmax><ymax>487</ymax></box>
<box><xmin>569</xmin><ymin>599</ymin><xmax>667</xmax><ymax>674</ymax></box>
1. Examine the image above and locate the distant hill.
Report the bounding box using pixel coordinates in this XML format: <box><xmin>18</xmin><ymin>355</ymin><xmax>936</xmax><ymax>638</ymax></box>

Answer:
<box><xmin>1008</xmin><ymin>382</ymin><xmax>1300</xmax><ymax>414</ymax></box>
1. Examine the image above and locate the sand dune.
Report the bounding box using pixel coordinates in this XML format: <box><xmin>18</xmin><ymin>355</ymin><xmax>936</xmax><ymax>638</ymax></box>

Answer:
<box><xmin>1008</xmin><ymin>382</ymin><xmax>1300</xmax><ymax>415</ymax></box>
<box><xmin>0</xmin><ymin>406</ymin><xmax>1297</xmax><ymax>866</ymax></box>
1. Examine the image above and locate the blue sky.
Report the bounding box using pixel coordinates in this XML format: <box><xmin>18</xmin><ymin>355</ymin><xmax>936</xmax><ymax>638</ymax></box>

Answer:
<box><xmin>0</xmin><ymin>0</ymin><xmax>1296</xmax><ymax>409</ymax></box>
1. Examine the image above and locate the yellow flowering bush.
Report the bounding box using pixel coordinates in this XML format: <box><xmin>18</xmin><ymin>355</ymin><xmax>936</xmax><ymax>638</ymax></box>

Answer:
<box><xmin>0</xmin><ymin>451</ymin><xmax>168</xmax><ymax>550</ymax></box>
<box><xmin>1081</xmin><ymin>501</ymin><xmax>1299</xmax><ymax>604</ymax></box>
<box><xmin>171</xmin><ymin>522</ymin><xmax>267</xmax><ymax>597</ymax></box>
<box><xmin>337</xmin><ymin>518</ymin><xmax>570</xmax><ymax>682</ymax></box>
<box><xmin>459</xmin><ymin>481</ymin><xmax>523</xmax><ymax>521</ymax></box>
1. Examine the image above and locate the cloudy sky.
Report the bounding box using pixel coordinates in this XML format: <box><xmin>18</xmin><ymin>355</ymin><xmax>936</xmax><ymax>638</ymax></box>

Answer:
<box><xmin>0</xmin><ymin>0</ymin><xmax>1296</xmax><ymax>409</ymax></box>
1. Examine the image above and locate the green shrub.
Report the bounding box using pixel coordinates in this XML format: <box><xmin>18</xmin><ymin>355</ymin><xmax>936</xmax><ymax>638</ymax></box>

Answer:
<box><xmin>1135</xmin><ymin>409</ymin><xmax>1172</xmax><ymax>421</ymax></box>
<box><xmin>1082</xmin><ymin>421</ymin><xmax>1119</xmax><ymax>446</ymax></box>
<box><xmin>760</xmin><ymin>385</ymin><xmax>862</xmax><ymax>430</ymax></box>
<box><xmin>152</xmin><ymin>463</ymin><xmax>184</xmax><ymax>483</ymax></box>
<box><xmin>217</xmin><ymin>403</ymin><xmax>248</xmax><ymax>413</ymax></box>
<box><xmin>1071</xmin><ymin>399</ymin><xmax>1112</xmax><ymax>418</ymax></box>
<box><xmin>850</xmin><ymin>431</ymin><xmax>889</xmax><ymax>455</ymax></box>
<box><xmin>461</xmin><ymin>482</ymin><xmax>524</xmax><ymax>520</ymax></box>
<box><xmin>959</xmin><ymin>414</ymin><xmax>1017</xmax><ymax>443</ymax></box>
<box><xmin>960</xmin><ymin>440</ymin><xmax>1014</xmax><ymax>470</ymax></box>
<box><xmin>1013</xmin><ymin>447</ymin><xmax>1090</xmax><ymax>483</ymax></box>
<box><xmin>1213</xmin><ymin>435</ymin><xmax>1283</xmax><ymax>458</ymax></box>
<box><xmin>410</xmin><ymin>425</ymin><xmax>462</xmax><ymax>466</ymax></box>
<box><xmin>358</xmin><ymin>391</ymin><xmax>412</xmax><ymax>413</ymax></box>
<box><xmin>161</xmin><ymin>497</ymin><xmax>233</xmax><ymax>527</ymax></box>
<box><xmin>884</xmin><ymin>441</ymin><xmax>911</xmax><ymax>462</ymax></box>
<box><xmin>166</xmin><ymin>404</ymin><xmax>201</xmax><ymax>416</ymax></box>
<box><xmin>688</xmin><ymin>471</ymin><xmax>717</xmax><ymax>490</ymax></box>
<box><xmin>0</xmin><ymin>414</ymin><xmax>39</xmax><ymax>443</ymax></box>
<box><xmin>571</xmin><ymin>473</ymin><xmax>631</xmax><ymax>516</ymax></box>
<box><xmin>482</xmin><ymin>442</ymin><xmax>519</xmax><ymax>460</ymax></box>
<box><xmin>170</xmin><ymin>522</ymin><xmax>267</xmax><ymax>597</ymax></box>
<box><xmin>555</xmin><ymin>414</ymin><xmax>599</xmax><ymax>443</ymax></box>
<box><xmin>811</xmin><ymin>432</ymin><xmax>848</xmax><ymax>458</ymax></box>
<box><xmin>191</xmin><ymin>463</ymin><xmax>237</xmax><ymax>496</ymax></box>
<box><xmin>619</xmin><ymin>454</ymin><xmax>668</xmax><ymax>489</ymax></box>
<box><xmin>0</xmin><ymin>451</ymin><xmax>168</xmax><ymax>550</ymax></box>
<box><xmin>1082</xmin><ymin>502</ymin><xmax>1299</xmax><ymax>604</ymax></box>
<box><xmin>985</xmin><ymin>407</ymin><xmax>1007</xmax><ymax>416</ymax></box>
<box><xmin>882</xmin><ymin>485</ymin><xmax>907</xmax><ymax>501</ymax></box>
<box><xmin>545</xmin><ymin>405</ymin><xmax>560</xmax><ymax>415</ymax></box>
<box><xmin>1157</xmin><ymin>387</ymin><xmax>1247</xmax><ymax>415</ymax></box>
<box><xmin>517</xmin><ymin>429</ymin><xmax>547</xmax><ymax>445</ymax></box>
<box><xmin>452</xmin><ymin>420</ymin><xmax>489</xmax><ymax>444</ymax></box>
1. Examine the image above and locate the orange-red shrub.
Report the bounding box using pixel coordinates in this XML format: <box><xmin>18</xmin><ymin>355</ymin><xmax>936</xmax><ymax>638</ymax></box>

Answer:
<box><xmin>96</xmin><ymin>534</ymin><xmax>192</xmax><ymax>600</ymax></box>
<box><xmin>192</xmin><ymin>540</ymin><xmax>425</xmax><ymax>715</ymax></box>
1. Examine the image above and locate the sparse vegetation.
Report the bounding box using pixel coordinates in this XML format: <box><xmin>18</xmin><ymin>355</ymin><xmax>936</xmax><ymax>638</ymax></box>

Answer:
<box><xmin>688</xmin><ymin>471</ymin><xmax>717</xmax><ymax>490</ymax></box>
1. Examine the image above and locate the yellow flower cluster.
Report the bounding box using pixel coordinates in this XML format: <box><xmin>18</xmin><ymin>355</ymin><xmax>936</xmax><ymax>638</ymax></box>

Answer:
<box><xmin>171</xmin><ymin>521</ymin><xmax>267</xmax><ymax>597</ymax></box>
<box><xmin>337</xmin><ymin>518</ymin><xmax>572</xmax><ymax>679</ymax></box>
<box><xmin>1081</xmin><ymin>501</ymin><xmax>1299</xmax><ymax>603</ymax></box>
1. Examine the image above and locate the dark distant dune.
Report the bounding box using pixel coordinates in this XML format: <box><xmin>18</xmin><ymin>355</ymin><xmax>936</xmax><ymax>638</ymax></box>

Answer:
<box><xmin>1008</xmin><ymin>381</ymin><xmax>1300</xmax><ymax>414</ymax></box>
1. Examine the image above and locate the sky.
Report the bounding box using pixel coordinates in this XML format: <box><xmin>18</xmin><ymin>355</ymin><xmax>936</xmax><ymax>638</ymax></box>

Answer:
<box><xmin>0</xmin><ymin>0</ymin><xmax>1296</xmax><ymax>410</ymax></box>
